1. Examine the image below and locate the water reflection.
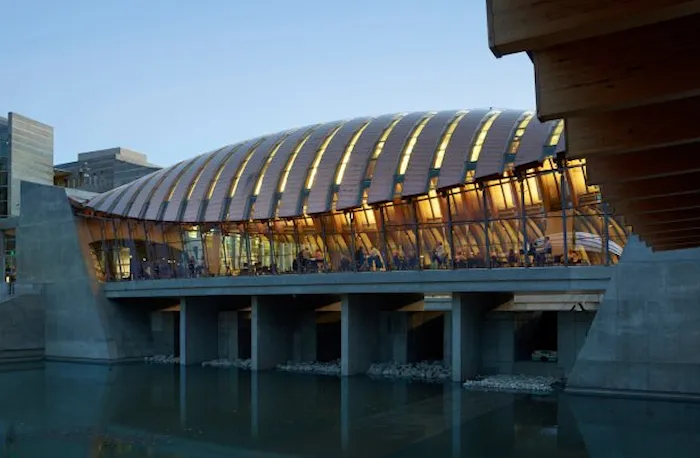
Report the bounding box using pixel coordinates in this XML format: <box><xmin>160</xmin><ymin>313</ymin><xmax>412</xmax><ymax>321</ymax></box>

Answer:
<box><xmin>0</xmin><ymin>363</ymin><xmax>699</xmax><ymax>457</ymax></box>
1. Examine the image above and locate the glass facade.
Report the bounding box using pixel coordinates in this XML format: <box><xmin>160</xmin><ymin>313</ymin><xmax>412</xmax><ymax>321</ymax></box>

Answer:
<box><xmin>79</xmin><ymin>159</ymin><xmax>629</xmax><ymax>282</ymax></box>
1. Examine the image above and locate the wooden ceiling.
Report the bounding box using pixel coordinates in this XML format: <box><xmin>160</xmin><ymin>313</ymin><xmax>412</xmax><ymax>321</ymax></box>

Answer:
<box><xmin>486</xmin><ymin>0</ymin><xmax>700</xmax><ymax>250</ymax></box>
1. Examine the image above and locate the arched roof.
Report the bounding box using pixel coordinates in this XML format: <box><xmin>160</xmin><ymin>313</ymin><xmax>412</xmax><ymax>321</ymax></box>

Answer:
<box><xmin>84</xmin><ymin>109</ymin><xmax>560</xmax><ymax>222</ymax></box>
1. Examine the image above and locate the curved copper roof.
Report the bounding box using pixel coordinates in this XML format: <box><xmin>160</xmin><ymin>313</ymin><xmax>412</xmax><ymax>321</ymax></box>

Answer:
<box><xmin>84</xmin><ymin>109</ymin><xmax>559</xmax><ymax>222</ymax></box>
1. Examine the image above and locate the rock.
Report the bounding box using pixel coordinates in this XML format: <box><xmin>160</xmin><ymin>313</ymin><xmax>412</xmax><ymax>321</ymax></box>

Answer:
<box><xmin>462</xmin><ymin>374</ymin><xmax>558</xmax><ymax>394</ymax></box>
<box><xmin>276</xmin><ymin>360</ymin><xmax>341</xmax><ymax>376</ymax></box>
<box><xmin>366</xmin><ymin>361</ymin><xmax>451</xmax><ymax>383</ymax></box>
<box><xmin>201</xmin><ymin>358</ymin><xmax>252</xmax><ymax>370</ymax></box>
<box><xmin>144</xmin><ymin>355</ymin><xmax>179</xmax><ymax>365</ymax></box>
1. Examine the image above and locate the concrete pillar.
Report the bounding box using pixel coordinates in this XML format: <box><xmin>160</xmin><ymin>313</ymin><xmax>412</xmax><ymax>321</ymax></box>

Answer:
<box><xmin>557</xmin><ymin>311</ymin><xmax>594</xmax><ymax>376</ymax></box>
<box><xmin>151</xmin><ymin>311</ymin><xmax>176</xmax><ymax>356</ymax></box>
<box><xmin>443</xmin><ymin>312</ymin><xmax>452</xmax><ymax>366</ymax></box>
<box><xmin>179</xmin><ymin>298</ymin><xmax>218</xmax><ymax>365</ymax></box>
<box><xmin>218</xmin><ymin>311</ymin><xmax>239</xmax><ymax>360</ymax></box>
<box><xmin>251</xmin><ymin>296</ymin><xmax>293</xmax><ymax>370</ymax></box>
<box><xmin>341</xmin><ymin>294</ymin><xmax>379</xmax><ymax>376</ymax></box>
<box><xmin>292</xmin><ymin>309</ymin><xmax>317</xmax><ymax>362</ymax></box>
<box><xmin>451</xmin><ymin>293</ymin><xmax>482</xmax><ymax>382</ymax></box>
<box><xmin>451</xmin><ymin>293</ymin><xmax>511</xmax><ymax>381</ymax></box>
<box><xmin>379</xmin><ymin>312</ymin><xmax>409</xmax><ymax>363</ymax></box>
<box><xmin>481</xmin><ymin>312</ymin><xmax>515</xmax><ymax>375</ymax></box>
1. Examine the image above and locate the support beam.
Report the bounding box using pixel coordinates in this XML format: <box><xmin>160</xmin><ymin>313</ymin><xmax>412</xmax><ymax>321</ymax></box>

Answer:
<box><xmin>601</xmin><ymin>171</ymin><xmax>700</xmax><ymax>202</ymax></box>
<box><xmin>487</xmin><ymin>0</ymin><xmax>700</xmax><ymax>57</ymax></box>
<box><xmin>179</xmin><ymin>298</ymin><xmax>218</xmax><ymax>366</ymax></box>
<box><xmin>218</xmin><ymin>311</ymin><xmax>239</xmax><ymax>360</ymax></box>
<box><xmin>566</xmin><ymin>97</ymin><xmax>700</xmax><ymax>159</ymax></box>
<box><xmin>625</xmin><ymin>208</ymin><xmax>700</xmax><ymax>227</ymax></box>
<box><xmin>341</xmin><ymin>294</ymin><xmax>379</xmax><ymax>376</ymax></box>
<box><xmin>534</xmin><ymin>15</ymin><xmax>700</xmax><ymax>120</ymax></box>
<box><xmin>451</xmin><ymin>293</ymin><xmax>511</xmax><ymax>382</ymax></box>
<box><xmin>251</xmin><ymin>296</ymin><xmax>293</xmax><ymax>371</ymax></box>
<box><xmin>586</xmin><ymin>143</ymin><xmax>700</xmax><ymax>185</ymax></box>
<box><xmin>611</xmin><ymin>193</ymin><xmax>700</xmax><ymax>215</ymax></box>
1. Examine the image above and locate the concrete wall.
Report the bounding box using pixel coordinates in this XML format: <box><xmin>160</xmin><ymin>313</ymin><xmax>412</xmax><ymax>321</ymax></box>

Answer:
<box><xmin>568</xmin><ymin>235</ymin><xmax>700</xmax><ymax>396</ymax></box>
<box><xmin>17</xmin><ymin>181</ymin><xmax>153</xmax><ymax>362</ymax></box>
<box><xmin>557</xmin><ymin>311</ymin><xmax>594</xmax><ymax>376</ymax></box>
<box><xmin>481</xmin><ymin>312</ymin><xmax>515</xmax><ymax>375</ymax></box>
<box><xmin>0</xmin><ymin>294</ymin><xmax>44</xmax><ymax>361</ymax></box>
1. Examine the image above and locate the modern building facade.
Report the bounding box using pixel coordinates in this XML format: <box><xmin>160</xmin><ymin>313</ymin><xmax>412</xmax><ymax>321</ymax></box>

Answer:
<box><xmin>55</xmin><ymin>147</ymin><xmax>160</xmax><ymax>193</ymax></box>
<box><xmin>0</xmin><ymin>112</ymin><xmax>54</xmax><ymax>217</ymax></box>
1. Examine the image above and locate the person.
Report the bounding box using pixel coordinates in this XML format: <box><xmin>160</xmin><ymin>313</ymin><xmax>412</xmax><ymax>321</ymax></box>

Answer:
<box><xmin>355</xmin><ymin>246</ymin><xmax>366</xmax><ymax>271</ymax></box>
<box><xmin>432</xmin><ymin>242</ymin><xmax>446</xmax><ymax>269</ymax></box>
<box><xmin>6</xmin><ymin>266</ymin><xmax>15</xmax><ymax>296</ymax></box>
<box><xmin>368</xmin><ymin>247</ymin><xmax>383</xmax><ymax>271</ymax></box>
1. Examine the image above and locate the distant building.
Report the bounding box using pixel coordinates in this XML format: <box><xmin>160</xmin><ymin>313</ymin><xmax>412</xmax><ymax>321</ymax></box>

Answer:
<box><xmin>0</xmin><ymin>112</ymin><xmax>55</xmax><ymax>217</ymax></box>
<box><xmin>55</xmin><ymin>147</ymin><xmax>160</xmax><ymax>193</ymax></box>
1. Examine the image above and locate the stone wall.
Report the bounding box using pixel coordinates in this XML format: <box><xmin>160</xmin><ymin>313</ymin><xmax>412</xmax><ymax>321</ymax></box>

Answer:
<box><xmin>568</xmin><ymin>235</ymin><xmax>700</xmax><ymax>396</ymax></box>
<box><xmin>17</xmin><ymin>181</ymin><xmax>154</xmax><ymax>362</ymax></box>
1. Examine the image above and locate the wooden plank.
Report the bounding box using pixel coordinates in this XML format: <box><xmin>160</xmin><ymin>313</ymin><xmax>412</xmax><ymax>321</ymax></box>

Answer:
<box><xmin>487</xmin><ymin>0</ymin><xmax>700</xmax><ymax>56</ymax></box>
<box><xmin>566</xmin><ymin>97</ymin><xmax>700</xmax><ymax>158</ymax></box>
<box><xmin>534</xmin><ymin>14</ymin><xmax>700</xmax><ymax>120</ymax></box>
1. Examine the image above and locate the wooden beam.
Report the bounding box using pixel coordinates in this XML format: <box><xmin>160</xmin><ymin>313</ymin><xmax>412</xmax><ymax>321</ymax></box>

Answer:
<box><xmin>601</xmin><ymin>171</ymin><xmax>700</xmax><ymax>202</ymax></box>
<box><xmin>650</xmin><ymin>239</ymin><xmax>700</xmax><ymax>251</ymax></box>
<box><xmin>634</xmin><ymin>223</ymin><xmax>700</xmax><ymax>236</ymax></box>
<box><xmin>487</xmin><ymin>0</ymin><xmax>700</xmax><ymax>57</ymax></box>
<box><xmin>585</xmin><ymin>143</ymin><xmax>700</xmax><ymax>185</ymax></box>
<box><xmin>643</xmin><ymin>229</ymin><xmax>700</xmax><ymax>244</ymax></box>
<box><xmin>534</xmin><ymin>15</ymin><xmax>700</xmax><ymax>120</ymax></box>
<box><xmin>625</xmin><ymin>208</ymin><xmax>700</xmax><ymax>226</ymax></box>
<box><xmin>566</xmin><ymin>97</ymin><xmax>700</xmax><ymax>158</ymax></box>
<box><xmin>610</xmin><ymin>192</ymin><xmax>700</xmax><ymax>215</ymax></box>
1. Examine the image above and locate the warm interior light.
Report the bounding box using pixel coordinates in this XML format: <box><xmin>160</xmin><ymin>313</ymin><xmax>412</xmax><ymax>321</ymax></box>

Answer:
<box><xmin>335</xmin><ymin>120</ymin><xmax>371</xmax><ymax>186</ymax></box>
<box><xmin>305</xmin><ymin>122</ymin><xmax>345</xmax><ymax>190</ymax></box>
<box><xmin>468</xmin><ymin>111</ymin><xmax>501</xmax><ymax>162</ymax></box>
<box><xmin>433</xmin><ymin>111</ymin><xmax>467</xmax><ymax>170</ymax></box>
<box><xmin>397</xmin><ymin>112</ymin><xmax>435</xmax><ymax>176</ymax></box>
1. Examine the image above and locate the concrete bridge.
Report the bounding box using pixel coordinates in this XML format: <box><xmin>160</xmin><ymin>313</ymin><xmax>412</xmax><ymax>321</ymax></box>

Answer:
<box><xmin>103</xmin><ymin>266</ymin><xmax>613</xmax><ymax>299</ymax></box>
<box><xmin>103</xmin><ymin>265</ymin><xmax>612</xmax><ymax>383</ymax></box>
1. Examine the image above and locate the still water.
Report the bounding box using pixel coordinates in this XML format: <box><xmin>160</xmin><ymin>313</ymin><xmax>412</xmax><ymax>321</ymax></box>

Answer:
<box><xmin>0</xmin><ymin>362</ymin><xmax>699</xmax><ymax>457</ymax></box>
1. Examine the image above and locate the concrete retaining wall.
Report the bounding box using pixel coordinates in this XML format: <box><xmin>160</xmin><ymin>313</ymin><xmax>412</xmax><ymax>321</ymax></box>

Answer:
<box><xmin>0</xmin><ymin>294</ymin><xmax>44</xmax><ymax>361</ymax></box>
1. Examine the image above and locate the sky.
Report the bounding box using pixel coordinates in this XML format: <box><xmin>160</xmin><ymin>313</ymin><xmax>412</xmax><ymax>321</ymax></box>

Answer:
<box><xmin>0</xmin><ymin>0</ymin><xmax>535</xmax><ymax>166</ymax></box>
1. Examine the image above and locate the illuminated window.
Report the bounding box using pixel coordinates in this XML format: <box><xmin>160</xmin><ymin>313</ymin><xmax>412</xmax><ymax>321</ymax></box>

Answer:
<box><xmin>397</xmin><ymin>112</ymin><xmax>435</xmax><ymax>176</ymax></box>
<box><xmin>432</xmin><ymin>111</ymin><xmax>468</xmax><ymax>170</ymax></box>
<box><xmin>364</xmin><ymin>115</ymin><xmax>405</xmax><ymax>181</ymax></box>
<box><xmin>278</xmin><ymin>129</ymin><xmax>317</xmax><ymax>193</ymax></box>
<box><xmin>427</xmin><ymin>189</ymin><xmax>442</xmax><ymax>219</ymax></box>
<box><xmin>509</xmin><ymin>112</ymin><xmax>534</xmax><ymax>154</ymax></box>
<box><xmin>305</xmin><ymin>122</ymin><xmax>345</xmax><ymax>190</ymax></box>
<box><xmin>468</xmin><ymin>111</ymin><xmax>501</xmax><ymax>162</ymax></box>
<box><xmin>489</xmin><ymin>179</ymin><xmax>515</xmax><ymax>210</ymax></box>
<box><xmin>335</xmin><ymin>120</ymin><xmax>371</xmax><ymax>185</ymax></box>
<box><xmin>205</xmin><ymin>143</ymin><xmax>244</xmax><ymax>200</ymax></box>
<box><xmin>165</xmin><ymin>160</ymin><xmax>198</xmax><ymax>202</ymax></box>
<box><xmin>253</xmin><ymin>131</ymin><xmax>294</xmax><ymax>197</ymax></box>
<box><xmin>359</xmin><ymin>190</ymin><xmax>376</xmax><ymax>226</ymax></box>
<box><xmin>547</xmin><ymin>119</ymin><xmax>565</xmax><ymax>147</ymax></box>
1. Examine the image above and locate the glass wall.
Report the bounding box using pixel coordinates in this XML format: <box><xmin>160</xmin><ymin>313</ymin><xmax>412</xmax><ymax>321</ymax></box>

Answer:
<box><xmin>80</xmin><ymin>160</ymin><xmax>630</xmax><ymax>281</ymax></box>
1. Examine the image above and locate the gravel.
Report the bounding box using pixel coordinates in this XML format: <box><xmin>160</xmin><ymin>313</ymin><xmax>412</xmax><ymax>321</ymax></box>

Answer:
<box><xmin>201</xmin><ymin>358</ymin><xmax>252</xmax><ymax>370</ymax></box>
<box><xmin>276</xmin><ymin>360</ymin><xmax>341</xmax><ymax>376</ymax></box>
<box><xmin>144</xmin><ymin>355</ymin><xmax>179</xmax><ymax>365</ymax></box>
<box><xmin>463</xmin><ymin>374</ymin><xmax>558</xmax><ymax>394</ymax></box>
<box><xmin>366</xmin><ymin>361</ymin><xmax>451</xmax><ymax>383</ymax></box>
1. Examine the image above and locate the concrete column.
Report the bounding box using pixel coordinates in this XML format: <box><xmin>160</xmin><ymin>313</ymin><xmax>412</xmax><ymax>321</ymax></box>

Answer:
<box><xmin>557</xmin><ymin>311</ymin><xmax>594</xmax><ymax>375</ymax></box>
<box><xmin>451</xmin><ymin>293</ymin><xmax>482</xmax><ymax>381</ymax></box>
<box><xmin>292</xmin><ymin>309</ymin><xmax>317</xmax><ymax>362</ymax></box>
<box><xmin>179</xmin><ymin>298</ymin><xmax>218</xmax><ymax>365</ymax></box>
<box><xmin>379</xmin><ymin>312</ymin><xmax>409</xmax><ymax>363</ymax></box>
<box><xmin>443</xmin><ymin>312</ymin><xmax>452</xmax><ymax>366</ymax></box>
<box><xmin>251</xmin><ymin>296</ymin><xmax>292</xmax><ymax>370</ymax></box>
<box><xmin>341</xmin><ymin>294</ymin><xmax>379</xmax><ymax>376</ymax></box>
<box><xmin>218</xmin><ymin>311</ymin><xmax>239</xmax><ymax>360</ymax></box>
<box><xmin>151</xmin><ymin>311</ymin><xmax>176</xmax><ymax>355</ymax></box>
<box><xmin>481</xmin><ymin>312</ymin><xmax>515</xmax><ymax>375</ymax></box>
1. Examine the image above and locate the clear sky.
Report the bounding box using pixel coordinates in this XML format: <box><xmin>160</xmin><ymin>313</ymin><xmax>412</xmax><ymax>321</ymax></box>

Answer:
<box><xmin>1</xmin><ymin>0</ymin><xmax>535</xmax><ymax>166</ymax></box>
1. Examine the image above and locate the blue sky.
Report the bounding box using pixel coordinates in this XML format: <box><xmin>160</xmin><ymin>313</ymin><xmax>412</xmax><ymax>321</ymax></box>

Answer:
<box><xmin>1</xmin><ymin>0</ymin><xmax>535</xmax><ymax>165</ymax></box>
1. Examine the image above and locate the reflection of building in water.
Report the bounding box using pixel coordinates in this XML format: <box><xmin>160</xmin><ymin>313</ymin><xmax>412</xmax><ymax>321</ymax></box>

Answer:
<box><xmin>74</xmin><ymin>109</ymin><xmax>627</xmax><ymax>281</ymax></box>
